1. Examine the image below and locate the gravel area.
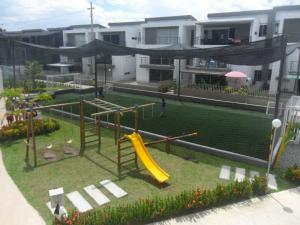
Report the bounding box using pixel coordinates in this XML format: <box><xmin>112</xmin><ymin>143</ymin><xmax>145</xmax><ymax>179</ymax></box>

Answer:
<box><xmin>279</xmin><ymin>142</ymin><xmax>300</xmax><ymax>169</ymax></box>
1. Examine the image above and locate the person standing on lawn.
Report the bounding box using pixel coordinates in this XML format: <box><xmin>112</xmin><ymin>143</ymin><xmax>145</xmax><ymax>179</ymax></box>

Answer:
<box><xmin>159</xmin><ymin>97</ymin><xmax>166</xmax><ymax>118</ymax></box>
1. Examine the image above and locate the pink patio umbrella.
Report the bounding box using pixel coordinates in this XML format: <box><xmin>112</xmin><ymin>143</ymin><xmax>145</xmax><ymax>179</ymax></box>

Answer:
<box><xmin>225</xmin><ymin>71</ymin><xmax>248</xmax><ymax>89</ymax></box>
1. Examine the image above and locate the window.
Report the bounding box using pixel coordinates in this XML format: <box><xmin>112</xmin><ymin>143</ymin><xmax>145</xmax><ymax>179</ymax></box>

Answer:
<box><xmin>254</xmin><ymin>69</ymin><xmax>272</xmax><ymax>82</ymax></box>
<box><xmin>259</xmin><ymin>25</ymin><xmax>268</xmax><ymax>37</ymax></box>
<box><xmin>254</xmin><ymin>70</ymin><xmax>262</xmax><ymax>81</ymax></box>
<box><xmin>102</xmin><ymin>32</ymin><xmax>125</xmax><ymax>46</ymax></box>
<box><xmin>274</xmin><ymin>22</ymin><xmax>280</xmax><ymax>35</ymax></box>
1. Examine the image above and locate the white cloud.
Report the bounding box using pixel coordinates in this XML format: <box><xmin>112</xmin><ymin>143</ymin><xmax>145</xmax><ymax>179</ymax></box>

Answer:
<box><xmin>1</xmin><ymin>0</ymin><xmax>300</xmax><ymax>30</ymax></box>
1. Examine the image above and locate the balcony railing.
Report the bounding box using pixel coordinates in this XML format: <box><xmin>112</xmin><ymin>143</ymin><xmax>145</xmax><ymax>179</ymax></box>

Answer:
<box><xmin>194</xmin><ymin>36</ymin><xmax>251</xmax><ymax>45</ymax></box>
<box><xmin>186</xmin><ymin>60</ymin><xmax>230</xmax><ymax>71</ymax></box>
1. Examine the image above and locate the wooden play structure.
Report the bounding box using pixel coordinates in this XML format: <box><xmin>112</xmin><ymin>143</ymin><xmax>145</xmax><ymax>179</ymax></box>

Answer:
<box><xmin>25</xmin><ymin>98</ymin><xmax>197</xmax><ymax>183</ymax></box>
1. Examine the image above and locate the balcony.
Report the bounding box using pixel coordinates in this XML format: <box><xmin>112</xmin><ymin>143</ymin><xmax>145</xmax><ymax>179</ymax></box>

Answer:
<box><xmin>194</xmin><ymin>36</ymin><xmax>251</xmax><ymax>45</ymax></box>
<box><xmin>140</xmin><ymin>56</ymin><xmax>174</xmax><ymax>70</ymax></box>
<box><xmin>184</xmin><ymin>59</ymin><xmax>230</xmax><ymax>75</ymax></box>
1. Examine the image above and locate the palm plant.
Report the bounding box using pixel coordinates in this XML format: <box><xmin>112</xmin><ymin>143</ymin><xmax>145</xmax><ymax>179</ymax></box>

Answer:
<box><xmin>24</xmin><ymin>60</ymin><xmax>43</xmax><ymax>90</ymax></box>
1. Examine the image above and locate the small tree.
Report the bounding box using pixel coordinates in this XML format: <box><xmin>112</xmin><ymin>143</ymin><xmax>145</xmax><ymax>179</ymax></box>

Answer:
<box><xmin>25</xmin><ymin>60</ymin><xmax>43</xmax><ymax>90</ymax></box>
<box><xmin>0</xmin><ymin>88</ymin><xmax>23</xmax><ymax>111</ymax></box>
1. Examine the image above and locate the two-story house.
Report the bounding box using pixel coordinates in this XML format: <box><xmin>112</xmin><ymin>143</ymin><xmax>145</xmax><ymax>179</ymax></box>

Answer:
<box><xmin>135</xmin><ymin>15</ymin><xmax>197</xmax><ymax>84</ymax></box>
<box><xmin>193</xmin><ymin>5</ymin><xmax>300</xmax><ymax>95</ymax></box>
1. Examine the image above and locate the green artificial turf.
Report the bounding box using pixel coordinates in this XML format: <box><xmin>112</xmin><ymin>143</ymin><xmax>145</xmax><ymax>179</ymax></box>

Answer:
<box><xmin>49</xmin><ymin>91</ymin><xmax>272</xmax><ymax>159</ymax></box>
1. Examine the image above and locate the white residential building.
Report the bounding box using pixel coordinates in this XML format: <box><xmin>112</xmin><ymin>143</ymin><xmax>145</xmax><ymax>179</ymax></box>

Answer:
<box><xmin>62</xmin><ymin>23</ymin><xmax>141</xmax><ymax>82</ymax></box>
<box><xmin>193</xmin><ymin>5</ymin><xmax>300</xmax><ymax>95</ymax></box>
<box><xmin>60</xmin><ymin>6</ymin><xmax>300</xmax><ymax>95</ymax></box>
<box><xmin>135</xmin><ymin>15</ymin><xmax>197</xmax><ymax>84</ymax></box>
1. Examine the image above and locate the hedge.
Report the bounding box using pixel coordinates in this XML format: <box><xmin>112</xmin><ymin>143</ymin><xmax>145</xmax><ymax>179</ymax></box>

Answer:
<box><xmin>0</xmin><ymin>118</ymin><xmax>60</xmax><ymax>141</ymax></box>
<box><xmin>285</xmin><ymin>165</ymin><xmax>300</xmax><ymax>184</ymax></box>
<box><xmin>57</xmin><ymin>176</ymin><xmax>267</xmax><ymax>225</ymax></box>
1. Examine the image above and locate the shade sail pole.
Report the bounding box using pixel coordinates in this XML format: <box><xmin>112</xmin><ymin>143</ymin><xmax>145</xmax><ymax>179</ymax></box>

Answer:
<box><xmin>178</xmin><ymin>59</ymin><xmax>181</xmax><ymax>96</ymax></box>
<box><xmin>274</xmin><ymin>36</ymin><xmax>287</xmax><ymax>118</ymax></box>
<box><xmin>295</xmin><ymin>47</ymin><xmax>300</xmax><ymax>94</ymax></box>
<box><xmin>94</xmin><ymin>55</ymin><xmax>97</xmax><ymax>98</ymax></box>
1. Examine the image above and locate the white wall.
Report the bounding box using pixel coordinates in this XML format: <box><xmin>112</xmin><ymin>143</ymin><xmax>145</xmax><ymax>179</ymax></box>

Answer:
<box><xmin>136</xmin><ymin>54</ymin><xmax>150</xmax><ymax>83</ymax></box>
<box><xmin>112</xmin><ymin>55</ymin><xmax>136</xmax><ymax>81</ymax></box>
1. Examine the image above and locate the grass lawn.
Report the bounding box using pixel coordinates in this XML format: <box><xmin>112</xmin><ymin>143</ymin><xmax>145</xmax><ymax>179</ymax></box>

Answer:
<box><xmin>0</xmin><ymin>117</ymin><xmax>294</xmax><ymax>225</ymax></box>
<box><xmin>49</xmin><ymin>91</ymin><xmax>272</xmax><ymax>159</ymax></box>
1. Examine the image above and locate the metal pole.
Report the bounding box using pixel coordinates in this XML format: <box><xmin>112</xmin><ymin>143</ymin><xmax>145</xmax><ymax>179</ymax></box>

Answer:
<box><xmin>88</xmin><ymin>2</ymin><xmax>94</xmax><ymax>33</ymax></box>
<box><xmin>11</xmin><ymin>39</ymin><xmax>16</xmax><ymax>88</ymax></box>
<box><xmin>274</xmin><ymin>36</ymin><xmax>287</xmax><ymax>118</ymax></box>
<box><xmin>104</xmin><ymin>62</ymin><xmax>107</xmax><ymax>86</ymax></box>
<box><xmin>295</xmin><ymin>47</ymin><xmax>300</xmax><ymax>95</ymax></box>
<box><xmin>94</xmin><ymin>55</ymin><xmax>97</xmax><ymax>98</ymax></box>
<box><xmin>267</xmin><ymin>127</ymin><xmax>277</xmax><ymax>178</ymax></box>
<box><xmin>178</xmin><ymin>59</ymin><xmax>181</xmax><ymax>96</ymax></box>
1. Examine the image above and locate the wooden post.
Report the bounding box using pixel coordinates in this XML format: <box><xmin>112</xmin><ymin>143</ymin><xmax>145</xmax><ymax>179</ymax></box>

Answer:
<box><xmin>25</xmin><ymin>112</ymin><xmax>31</xmax><ymax>162</ymax></box>
<box><xmin>134</xmin><ymin>107</ymin><xmax>138</xmax><ymax>133</ymax></box>
<box><xmin>114</xmin><ymin>112</ymin><xmax>117</xmax><ymax>145</ymax></box>
<box><xmin>134</xmin><ymin>107</ymin><xmax>138</xmax><ymax>168</ymax></box>
<box><xmin>79</xmin><ymin>101</ymin><xmax>85</xmax><ymax>155</ymax></box>
<box><xmin>97</xmin><ymin>117</ymin><xmax>101</xmax><ymax>153</ymax></box>
<box><xmin>117</xmin><ymin>139</ymin><xmax>121</xmax><ymax>177</ymax></box>
<box><xmin>30</xmin><ymin>113</ymin><xmax>37</xmax><ymax>167</ymax></box>
<box><xmin>165</xmin><ymin>138</ymin><xmax>171</xmax><ymax>154</ymax></box>
<box><xmin>116</xmin><ymin>111</ymin><xmax>121</xmax><ymax>177</ymax></box>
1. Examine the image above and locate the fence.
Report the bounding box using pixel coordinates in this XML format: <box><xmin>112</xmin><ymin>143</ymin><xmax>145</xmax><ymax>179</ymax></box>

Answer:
<box><xmin>49</xmin><ymin>108</ymin><xmax>267</xmax><ymax>167</ymax></box>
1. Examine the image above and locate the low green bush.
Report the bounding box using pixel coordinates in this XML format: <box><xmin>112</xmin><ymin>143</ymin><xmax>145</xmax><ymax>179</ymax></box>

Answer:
<box><xmin>158</xmin><ymin>80</ymin><xmax>176</xmax><ymax>93</ymax></box>
<box><xmin>58</xmin><ymin>177</ymin><xmax>267</xmax><ymax>225</ymax></box>
<box><xmin>0</xmin><ymin>118</ymin><xmax>60</xmax><ymax>141</ymax></box>
<box><xmin>285</xmin><ymin>165</ymin><xmax>300</xmax><ymax>184</ymax></box>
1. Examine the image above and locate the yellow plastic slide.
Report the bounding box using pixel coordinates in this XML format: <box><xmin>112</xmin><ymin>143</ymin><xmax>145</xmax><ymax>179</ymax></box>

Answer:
<box><xmin>125</xmin><ymin>132</ymin><xmax>170</xmax><ymax>183</ymax></box>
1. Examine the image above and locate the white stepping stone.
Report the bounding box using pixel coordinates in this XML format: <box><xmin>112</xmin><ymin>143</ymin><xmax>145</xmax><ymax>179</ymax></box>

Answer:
<box><xmin>267</xmin><ymin>174</ymin><xmax>278</xmax><ymax>190</ymax></box>
<box><xmin>219</xmin><ymin>165</ymin><xmax>231</xmax><ymax>180</ymax></box>
<box><xmin>100</xmin><ymin>180</ymin><xmax>127</xmax><ymax>198</ymax></box>
<box><xmin>250</xmin><ymin>171</ymin><xmax>260</xmax><ymax>180</ymax></box>
<box><xmin>66</xmin><ymin>191</ymin><xmax>93</xmax><ymax>212</ymax></box>
<box><xmin>46</xmin><ymin>202</ymin><xmax>67</xmax><ymax>216</ymax></box>
<box><xmin>84</xmin><ymin>185</ymin><xmax>110</xmax><ymax>206</ymax></box>
<box><xmin>235</xmin><ymin>168</ymin><xmax>246</xmax><ymax>182</ymax></box>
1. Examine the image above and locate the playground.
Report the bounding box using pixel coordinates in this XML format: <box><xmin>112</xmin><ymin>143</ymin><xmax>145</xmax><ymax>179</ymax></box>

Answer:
<box><xmin>50</xmin><ymin>91</ymin><xmax>272</xmax><ymax>159</ymax></box>
<box><xmin>0</xmin><ymin>92</ymin><xmax>294</xmax><ymax>224</ymax></box>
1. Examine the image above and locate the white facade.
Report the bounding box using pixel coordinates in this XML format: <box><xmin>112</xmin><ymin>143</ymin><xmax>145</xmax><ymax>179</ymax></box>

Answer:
<box><xmin>194</xmin><ymin>6</ymin><xmax>300</xmax><ymax>94</ymax></box>
<box><xmin>136</xmin><ymin>16</ymin><xmax>197</xmax><ymax>84</ymax></box>
<box><xmin>62</xmin><ymin>24</ymin><xmax>140</xmax><ymax>82</ymax></box>
<box><xmin>60</xmin><ymin>8</ymin><xmax>300</xmax><ymax>93</ymax></box>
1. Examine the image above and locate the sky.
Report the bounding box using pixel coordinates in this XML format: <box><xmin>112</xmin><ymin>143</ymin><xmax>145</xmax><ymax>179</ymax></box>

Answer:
<box><xmin>1</xmin><ymin>0</ymin><xmax>300</xmax><ymax>31</ymax></box>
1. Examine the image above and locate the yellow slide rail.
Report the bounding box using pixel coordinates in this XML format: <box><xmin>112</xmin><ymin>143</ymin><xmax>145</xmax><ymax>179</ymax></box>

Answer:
<box><xmin>125</xmin><ymin>132</ymin><xmax>170</xmax><ymax>183</ymax></box>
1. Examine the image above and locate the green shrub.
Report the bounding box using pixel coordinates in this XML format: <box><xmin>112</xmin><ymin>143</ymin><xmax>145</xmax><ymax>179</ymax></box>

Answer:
<box><xmin>0</xmin><ymin>118</ymin><xmax>60</xmax><ymax>141</ymax></box>
<box><xmin>59</xmin><ymin>177</ymin><xmax>267</xmax><ymax>225</ymax></box>
<box><xmin>251</xmin><ymin>176</ymin><xmax>268</xmax><ymax>195</ymax></box>
<box><xmin>224</xmin><ymin>86</ymin><xmax>234</xmax><ymax>93</ymax></box>
<box><xmin>285</xmin><ymin>165</ymin><xmax>300</xmax><ymax>184</ymax></box>
<box><xmin>237</xmin><ymin>86</ymin><xmax>249</xmax><ymax>96</ymax></box>
<box><xmin>158</xmin><ymin>80</ymin><xmax>176</xmax><ymax>93</ymax></box>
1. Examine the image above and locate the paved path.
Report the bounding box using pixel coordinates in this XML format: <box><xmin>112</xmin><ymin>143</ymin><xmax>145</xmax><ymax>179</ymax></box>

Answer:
<box><xmin>151</xmin><ymin>187</ymin><xmax>300</xmax><ymax>225</ymax></box>
<box><xmin>0</xmin><ymin>151</ymin><xmax>45</xmax><ymax>225</ymax></box>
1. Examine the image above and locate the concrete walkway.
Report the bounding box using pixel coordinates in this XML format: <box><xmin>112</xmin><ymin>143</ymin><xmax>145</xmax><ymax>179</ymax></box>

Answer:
<box><xmin>0</xmin><ymin>151</ymin><xmax>45</xmax><ymax>225</ymax></box>
<box><xmin>151</xmin><ymin>187</ymin><xmax>300</xmax><ymax>225</ymax></box>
